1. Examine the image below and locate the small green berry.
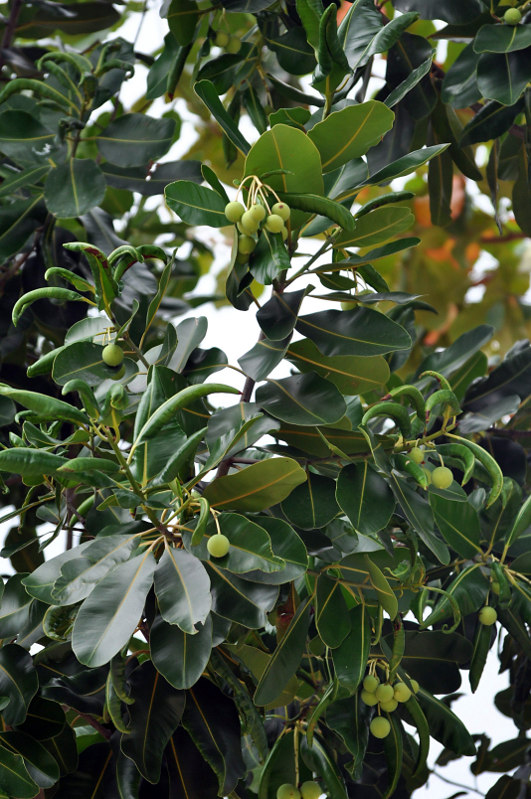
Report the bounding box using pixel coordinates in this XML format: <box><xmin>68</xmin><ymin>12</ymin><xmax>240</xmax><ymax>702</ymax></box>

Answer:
<box><xmin>491</xmin><ymin>580</ymin><xmax>501</xmax><ymax>596</ymax></box>
<box><xmin>393</xmin><ymin>682</ymin><xmax>412</xmax><ymax>703</ymax></box>
<box><xmin>410</xmin><ymin>679</ymin><xmax>420</xmax><ymax>694</ymax></box>
<box><xmin>431</xmin><ymin>466</ymin><xmax>453</xmax><ymax>490</ymax></box>
<box><xmin>271</xmin><ymin>202</ymin><xmax>290</xmax><ymax>221</ymax></box>
<box><xmin>276</xmin><ymin>785</ymin><xmax>301</xmax><ymax>799</ymax></box>
<box><xmin>249</xmin><ymin>203</ymin><xmax>266</xmax><ymax>223</ymax></box>
<box><xmin>225</xmin><ymin>201</ymin><xmax>245</xmax><ymax>223</ymax></box>
<box><xmin>265</xmin><ymin>213</ymin><xmax>284</xmax><ymax>233</ymax></box>
<box><xmin>102</xmin><ymin>343</ymin><xmax>124</xmax><ymax>367</ymax></box>
<box><xmin>215</xmin><ymin>31</ymin><xmax>230</xmax><ymax>47</ymax></box>
<box><xmin>238</xmin><ymin>234</ymin><xmax>255</xmax><ymax>255</ymax></box>
<box><xmin>409</xmin><ymin>446</ymin><xmax>424</xmax><ymax>464</ymax></box>
<box><xmin>226</xmin><ymin>36</ymin><xmax>241</xmax><ymax>54</ymax></box>
<box><xmin>363</xmin><ymin>674</ymin><xmax>379</xmax><ymax>693</ymax></box>
<box><xmin>370</xmin><ymin>716</ymin><xmax>391</xmax><ymax>739</ymax></box>
<box><xmin>361</xmin><ymin>690</ymin><xmax>379</xmax><ymax>706</ymax></box>
<box><xmin>375</xmin><ymin>683</ymin><xmax>394</xmax><ymax>703</ymax></box>
<box><xmin>503</xmin><ymin>7</ymin><xmax>522</xmax><ymax>24</ymax></box>
<box><xmin>280</xmin><ymin>225</ymin><xmax>288</xmax><ymax>241</ymax></box>
<box><xmin>207</xmin><ymin>534</ymin><xmax>230</xmax><ymax>558</ymax></box>
<box><xmin>241</xmin><ymin>209</ymin><xmax>260</xmax><ymax>233</ymax></box>
<box><xmin>478</xmin><ymin>606</ymin><xmax>497</xmax><ymax>626</ymax></box>
<box><xmin>379</xmin><ymin>698</ymin><xmax>398</xmax><ymax>713</ymax></box>
<box><xmin>300</xmin><ymin>782</ymin><xmax>321</xmax><ymax>799</ymax></box>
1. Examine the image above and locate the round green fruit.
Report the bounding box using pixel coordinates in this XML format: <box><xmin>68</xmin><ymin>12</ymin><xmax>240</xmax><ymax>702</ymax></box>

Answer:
<box><xmin>370</xmin><ymin>716</ymin><xmax>391</xmax><ymax>739</ymax></box>
<box><xmin>241</xmin><ymin>209</ymin><xmax>260</xmax><ymax>233</ymax></box>
<box><xmin>215</xmin><ymin>31</ymin><xmax>230</xmax><ymax>47</ymax></box>
<box><xmin>379</xmin><ymin>698</ymin><xmax>398</xmax><ymax>713</ymax></box>
<box><xmin>361</xmin><ymin>690</ymin><xmax>379</xmax><ymax>706</ymax></box>
<box><xmin>207</xmin><ymin>534</ymin><xmax>230</xmax><ymax>558</ymax></box>
<box><xmin>409</xmin><ymin>446</ymin><xmax>424</xmax><ymax>464</ymax></box>
<box><xmin>238</xmin><ymin>234</ymin><xmax>256</xmax><ymax>255</ymax></box>
<box><xmin>491</xmin><ymin>580</ymin><xmax>501</xmax><ymax>595</ymax></box>
<box><xmin>271</xmin><ymin>202</ymin><xmax>290</xmax><ymax>221</ymax></box>
<box><xmin>375</xmin><ymin>683</ymin><xmax>394</xmax><ymax>703</ymax></box>
<box><xmin>110</xmin><ymin>364</ymin><xmax>126</xmax><ymax>380</ymax></box>
<box><xmin>102</xmin><ymin>343</ymin><xmax>124</xmax><ymax>367</ymax></box>
<box><xmin>249</xmin><ymin>203</ymin><xmax>266</xmax><ymax>223</ymax></box>
<box><xmin>225</xmin><ymin>201</ymin><xmax>245</xmax><ymax>223</ymax></box>
<box><xmin>276</xmin><ymin>785</ymin><xmax>301</xmax><ymax>799</ymax></box>
<box><xmin>410</xmin><ymin>679</ymin><xmax>420</xmax><ymax>694</ymax></box>
<box><xmin>431</xmin><ymin>466</ymin><xmax>453</xmax><ymax>489</ymax></box>
<box><xmin>226</xmin><ymin>36</ymin><xmax>241</xmax><ymax>53</ymax></box>
<box><xmin>478</xmin><ymin>606</ymin><xmax>497</xmax><ymax>626</ymax></box>
<box><xmin>300</xmin><ymin>781</ymin><xmax>321</xmax><ymax>799</ymax></box>
<box><xmin>363</xmin><ymin>674</ymin><xmax>379</xmax><ymax>693</ymax></box>
<box><xmin>503</xmin><ymin>7</ymin><xmax>522</xmax><ymax>24</ymax></box>
<box><xmin>393</xmin><ymin>682</ymin><xmax>412</xmax><ymax>703</ymax></box>
<box><xmin>265</xmin><ymin>213</ymin><xmax>285</xmax><ymax>233</ymax></box>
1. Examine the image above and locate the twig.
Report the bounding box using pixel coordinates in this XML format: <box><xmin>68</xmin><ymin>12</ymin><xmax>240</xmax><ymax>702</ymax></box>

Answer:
<box><xmin>0</xmin><ymin>0</ymin><xmax>23</xmax><ymax>72</ymax></box>
<box><xmin>429</xmin><ymin>768</ymin><xmax>483</xmax><ymax>796</ymax></box>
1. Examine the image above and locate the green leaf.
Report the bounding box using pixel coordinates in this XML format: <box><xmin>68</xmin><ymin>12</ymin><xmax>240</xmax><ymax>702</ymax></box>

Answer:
<box><xmin>469</xmin><ymin>621</ymin><xmax>493</xmax><ymax>693</ymax></box>
<box><xmin>120</xmin><ymin>660</ymin><xmax>185</xmax><ymax>782</ymax></box>
<box><xmin>417</xmin><ymin>688</ymin><xmax>476</xmax><ymax>755</ymax></box>
<box><xmin>336</xmin><ymin>462</ymin><xmax>395</xmax><ymax>535</ymax></box>
<box><xmin>197</xmin><ymin>513</ymin><xmax>284</xmax><ymax>574</ymax></box>
<box><xmin>239</xmin><ymin>336</ymin><xmax>291</xmax><ymax>382</ymax></box>
<box><xmin>254</xmin><ymin>598</ymin><xmax>311</xmax><ymax>705</ymax></box>
<box><xmin>0</xmin><ymin>384</ymin><xmax>87</xmax><ymax>426</ymax></box>
<box><xmin>44</xmin><ymin>159</ymin><xmax>106</xmax><ymax>217</ymax></box>
<box><xmin>150</xmin><ymin>615</ymin><xmax>212</xmax><ymax>690</ymax></box>
<box><xmin>422</xmin><ymin>564</ymin><xmax>488</xmax><ymax>628</ymax></box>
<box><xmin>249</xmin><ymin>228</ymin><xmax>290</xmax><ymax>285</ymax></box>
<box><xmin>72</xmin><ymin>550</ymin><xmax>157</xmax><ymax>667</ymax></box>
<box><xmin>281</xmin><ymin>471</ymin><xmax>339</xmax><ymax>530</ymax></box>
<box><xmin>384</xmin><ymin>56</ymin><xmax>433</xmax><ymax>108</ymax></box>
<box><xmin>428</xmin><ymin>142</ymin><xmax>453</xmax><ymax>227</ymax></box>
<box><xmin>315</xmin><ymin>575</ymin><xmax>351</xmax><ymax>648</ymax></box>
<box><xmin>331</xmin><ymin>604</ymin><xmax>370</xmax><ymax>693</ymax></box>
<box><xmin>194</xmin><ymin>80</ymin><xmax>250</xmax><ymax>155</ymax></box>
<box><xmin>0</xmin><ymin>644</ymin><xmax>38</xmax><ymax>725</ymax></box>
<box><xmin>97</xmin><ymin>113</ymin><xmax>176</xmax><ymax>167</ymax></box>
<box><xmin>0</xmin><ymin>731</ymin><xmax>59</xmax><ymax>788</ymax></box>
<box><xmin>256</xmin><ymin>289</ymin><xmax>307</xmax><ymax>340</ymax></box>
<box><xmin>383</xmin><ymin>714</ymin><xmax>404</xmax><ymax>799</ymax></box>
<box><xmin>295</xmin><ymin>307</ymin><xmax>411</xmax><ymax>357</ymax></box>
<box><xmin>441</xmin><ymin>42</ymin><xmax>482</xmax><ymax>107</ymax></box>
<box><xmin>325</xmin><ymin>694</ymin><xmax>371</xmax><ymax>779</ymax></box>
<box><xmin>485</xmin><ymin>776</ymin><xmax>522</xmax><ymax>799</ymax></box>
<box><xmin>300</xmin><ymin>734</ymin><xmax>348</xmax><ymax>799</ymax></box>
<box><xmin>0</xmin><ymin>447</ymin><xmax>68</xmax><ymax>478</ymax></box>
<box><xmin>505</xmin><ymin>493</ymin><xmax>531</xmax><ymax>551</ymax></box>
<box><xmin>0</xmin><ymin>574</ymin><xmax>33</xmax><ymax>637</ymax></box>
<box><xmin>389</xmin><ymin>472</ymin><xmax>450</xmax><ymax>564</ymax></box>
<box><xmin>202</xmin><ymin>456</ymin><xmax>307</xmax><ymax>512</ymax></box>
<box><xmin>244</xmin><ymin>516</ymin><xmax>308</xmax><ymax>585</ymax></box>
<box><xmin>165</xmin><ymin>0</ymin><xmax>201</xmax><ymax>45</ymax></box>
<box><xmin>165</xmin><ymin>179</ymin><xmax>228</xmax><ymax>227</ymax></box>
<box><xmin>335</xmin><ymin>206</ymin><xmax>414</xmax><ymax>248</ymax></box>
<box><xmin>309</xmin><ymin>103</ymin><xmax>394</xmax><ymax>174</ymax></box>
<box><xmin>477</xmin><ymin>51</ymin><xmax>530</xmax><ymax>106</ymax></box>
<box><xmin>0</xmin><ymin>196</ymin><xmax>46</xmax><ymax>262</ymax></box>
<box><xmin>363</xmin><ymin>144</ymin><xmax>451</xmax><ymax>186</ymax></box>
<box><xmin>0</xmin><ymin>110</ymin><xmax>56</xmax><ymax>165</ymax></box>
<box><xmin>278</xmin><ymin>191</ymin><xmax>355</xmax><ymax>230</ymax></box>
<box><xmin>474</xmin><ymin>23</ymin><xmax>531</xmax><ymax>53</ymax></box>
<box><xmin>393</xmin><ymin>630</ymin><xmax>473</xmax><ymax>695</ymax></box>
<box><xmin>182</xmin><ymin>678</ymin><xmax>246</xmax><ymax>795</ymax></box>
<box><xmin>0</xmin><ymin>745</ymin><xmax>39</xmax><ymax>799</ymax></box>
<box><xmin>22</xmin><ymin>541</ymin><xmax>93</xmax><ymax>603</ymax></box>
<box><xmin>429</xmin><ymin>495</ymin><xmax>482</xmax><ymax>558</ymax></box>
<box><xmin>207</xmin><ymin>564</ymin><xmax>278</xmax><ymax>627</ymax></box>
<box><xmin>154</xmin><ymin>547</ymin><xmax>211</xmax><ymax>633</ymax></box>
<box><xmin>286</xmin><ymin>339</ymin><xmax>390</xmax><ymax>394</ymax></box>
<box><xmin>0</xmin><ymin>164</ymin><xmax>49</xmax><ymax>199</ymax></box>
<box><xmin>460</xmin><ymin>99</ymin><xmax>524</xmax><ymax>146</ymax></box>
<box><xmin>205</xmin><ymin>403</ymin><xmax>279</xmax><ymax>467</ymax></box>
<box><xmin>256</xmin><ymin>373</ymin><xmax>346</xmax><ymax>426</ymax></box>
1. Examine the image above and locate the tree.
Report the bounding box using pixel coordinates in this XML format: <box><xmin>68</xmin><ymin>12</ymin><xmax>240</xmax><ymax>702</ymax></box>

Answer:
<box><xmin>0</xmin><ymin>0</ymin><xmax>529</xmax><ymax>797</ymax></box>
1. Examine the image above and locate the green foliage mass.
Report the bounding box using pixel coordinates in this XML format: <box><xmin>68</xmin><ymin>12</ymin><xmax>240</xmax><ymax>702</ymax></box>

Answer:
<box><xmin>0</xmin><ymin>1</ymin><xmax>529</xmax><ymax>797</ymax></box>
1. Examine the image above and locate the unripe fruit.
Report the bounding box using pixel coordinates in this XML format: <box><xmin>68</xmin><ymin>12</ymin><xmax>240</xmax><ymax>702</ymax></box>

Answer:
<box><xmin>265</xmin><ymin>213</ymin><xmax>284</xmax><ymax>233</ymax></box>
<box><xmin>238</xmin><ymin>234</ymin><xmax>255</xmax><ymax>255</ymax></box>
<box><xmin>478</xmin><ymin>606</ymin><xmax>497</xmax><ymax>626</ymax></box>
<box><xmin>370</xmin><ymin>716</ymin><xmax>391</xmax><ymax>739</ymax></box>
<box><xmin>207</xmin><ymin>534</ymin><xmax>230</xmax><ymax>558</ymax></box>
<box><xmin>271</xmin><ymin>202</ymin><xmax>290</xmax><ymax>221</ymax></box>
<box><xmin>226</xmin><ymin>36</ymin><xmax>241</xmax><ymax>54</ymax></box>
<box><xmin>363</xmin><ymin>674</ymin><xmax>379</xmax><ymax>693</ymax></box>
<box><xmin>215</xmin><ymin>31</ymin><xmax>230</xmax><ymax>47</ymax></box>
<box><xmin>281</xmin><ymin>225</ymin><xmax>288</xmax><ymax>241</ymax></box>
<box><xmin>393</xmin><ymin>682</ymin><xmax>412</xmax><ymax>703</ymax></box>
<box><xmin>361</xmin><ymin>690</ymin><xmax>379</xmax><ymax>706</ymax></box>
<box><xmin>249</xmin><ymin>203</ymin><xmax>266</xmax><ymax>223</ymax></box>
<box><xmin>491</xmin><ymin>581</ymin><xmax>501</xmax><ymax>595</ymax></box>
<box><xmin>503</xmin><ymin>7</ymin><xmax>522</xmax><ymax>24</ymax></box>
<box><xmin>409</xmin><ymin>446</ymin><xmax>424</xmax><ymax>464</ymax></box>
<box><xmin>241</xmin><ymin>209</ymin><xmax>260</xmax><ymax>233</ymax></box>
<box><xmin>375</xmin><ymin>683</ymin><xmax>394</xmax><ymax>703</ymax></box>
<box><xmin>102</xmin><ymin>343</ymin><xmax>124</xmax><ymax>367</ymax></box>
<box><xmin>431</xmin><ymin>466</ymin><xmax>453</xmax><ymax>489</ymax></box>
<box><xmin>224</xmin><ymin>201</ymin><xmax>245</xmax><ymax>223</ymax></box>
<box><xmin>410</xmin><ymin>679</ymin><xmax>420</xmax><ymax>694</ymax></box>
<box><xmin>276</xmin><ymin>785</ymin><xmax>300</xmax><ymax>799</ymax></box>
<box><xmin>379</xmin><ymin>698</ymin><xmax>398</xmax><ymax>713</ymax></box>
<box><xmin>300</xmin><ymin>782</ymin><xmax>321</xmax><ymax>799</ymax></box>
<box><xmin>110</xmin><ymin>364</ymin><xmax>126</xmax><ymax>380</ymax></box>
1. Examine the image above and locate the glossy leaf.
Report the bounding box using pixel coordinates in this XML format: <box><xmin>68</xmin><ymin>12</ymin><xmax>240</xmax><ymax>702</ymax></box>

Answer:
<box><xmin>256</xmin><ymin>373</ymin><xmax>346</xmax><ymax>426</ymax></box>
<box><xmin>0</xmin><ymin>384</ymin><xmax>87</xmax><ymax>426</ymax></box>
<box><xmin>202</xmin><ymin>456</ymin><xmax>306</xmax><ymax>511</ymax></box>
<box><xmin>191</xmin><ymin>513</ymin><xmax>285</xmax><ymax>574</ymax></box>
<box><xmin>315</xmin><ymin>575</ymin><xmax>351</xmax><ymax>648</ymax></box>
<box><xmin>166</xmin><ymin>727</ymin><xmax>220</xmax><ymax>799</ymax></box>
<box><xmin>154</xmin><ymin>547</ymin><xmax>211</xmax><ymax>633</ymax></box>
<box><xmin>97</xmin><ymin>113</ymin><xmax>176</xmax><ymax>167</ymax></box>
<box><xmin>0</xmin><ymin>644</ymin><xmax>38</xmax><ymax>725</ymax></box>
<box><xmin>150</xmin><ymin>615</ymin><xmax>212</xmax><ymax>689</ymax></box>
<box><xmin>417</xmin><ymin>688</ymin><xmax>476</xmax><ymax>755</ymax></box>
<box><xmin>336</xmin><ymin>205</ymin><xmax>414</xmax><ymax>248</ymax></box>
<box><xmin>194</xmin><ymin>80</ymin><xmax>250</xmax><ymax>154</ymax></box>
<box><xmin>0</xmin><ymin>745</ymin><xmax>39</xmax><ymax>798</ymax></box>
<box><xmin>165</xmin><ymin>180</ymin><xmax>228</xmax><ymax>227</ymax></box>
<box><xmin>300</xmin><ymin>734</ymin><xmax>348</xmax><ymax>799</ymax></box>
<box><xmin>421</xmin><ymin>564</ymin><xmax>489</xmax><ymax>628</ymax></box>
<box><xmin>363</xmin><ymin>144</ymin><xmax>451</xmax><ymax>186</ymax></box>
<box><xmin>281</xmin><ymin>471</ymin><xmax>339</xmax><ymax>530</ymax></box>
<box><xmin>244</xmin><ymin>516</ymin><xmax>308</xmax><ymax>585</ymax></box>
<box><xmin>477</xmin><ymin>51</ymin><xmax>530</xmax><ymax>106</ymax></box>
<box><xmin>474</xmin><ymin>23</ymin><xmax>531</xmax><ymax>53</ymax></box>
<box><xmin>331</xmin><ymin>604</ymin><xmax>370</xmax><ymax>693</ymax></box>
<box><xmin>207</xmin><ymin>564</ymin><xmax>278</xmax><ymax>627</ymax></box>
<box><xmin>286</xmin><ymin>339</ymin><xmax>390</xmax><ymax>394</ymax></box>
<box><xmin>295</xmin><ymin>307</ymin><xmax>411</xmax><ymax>357</ymax></box>
<box><xmin>389</xmin><ymin>472</ymin><xmax>450</xmax><ymax>564</ymax></box>
<box><xmin>44</xmin><ymin>159</ymin><xmax>106</xmax><ymax>217</ymax></box>
<box><xmin>325</xmin><ymin>694</ymin><xmax>371</xmax><ymax>780</ymax></box>
<box><xmin>395</xmin><ymin>630</ymin><xmax>473</xmax><ymax>695</ymax></box>
<box><xmin>165</xmin><ymin>0</ymin><xmax>201</xmax><ymax>45</ymax></box>
<box><xmin>429</xmin><ymin>494</ymin><xmax>482</xmax><ymax>558</ymax></box>
<box><xmin>0</xmin><ymin>730</ymin><xmax>59</xmax><ymax>788</ymax></box>
<box><xmin>336</xmin><ymin>462</ymin><xmax>395</xmax><ymax>535</ymax></box>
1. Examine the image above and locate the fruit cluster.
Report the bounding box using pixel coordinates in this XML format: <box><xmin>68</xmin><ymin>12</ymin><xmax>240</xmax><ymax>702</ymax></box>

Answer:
<box><xmin>214</xmin><ymin>30</ymin><xmax>241</xmax><ymax>53</ymax></box>
<box><xmin>408</xmin><ymin>446</ymin><xmax>454</xmax><ymax>488</ymax></box>
<box><xmin>361</xmin><ymin>673</ymin><xmax>419</xmax><ymax>739</ymax></box>
<box><xmin>224</xmin><ymin>177</ymin><xmax>291</xmax><ymax>262</ymax></box>
<box><xmin>276</xmin><ymin>780</ymin><xmax>322</xmax><ymax>799</ymax></box>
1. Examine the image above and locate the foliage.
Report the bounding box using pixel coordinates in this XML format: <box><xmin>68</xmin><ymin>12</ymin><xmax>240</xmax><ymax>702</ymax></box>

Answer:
<box><xmin>0</xmin><ymin>1</ymin><xmax>530</xmax><ymax>797</ymax></box>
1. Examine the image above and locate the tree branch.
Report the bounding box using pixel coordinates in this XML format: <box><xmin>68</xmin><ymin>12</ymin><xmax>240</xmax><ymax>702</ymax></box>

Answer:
<box><xmin>0</xmin><ymin>0</ymin><xmax>23</xmax><ymax>73</ymax></box>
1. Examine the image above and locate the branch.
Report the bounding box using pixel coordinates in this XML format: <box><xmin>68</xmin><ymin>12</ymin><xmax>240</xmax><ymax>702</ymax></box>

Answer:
<box><xmin>0</xmin><ymin>0</ymin><xmax>23</xmax><ymax>73</ymax></box>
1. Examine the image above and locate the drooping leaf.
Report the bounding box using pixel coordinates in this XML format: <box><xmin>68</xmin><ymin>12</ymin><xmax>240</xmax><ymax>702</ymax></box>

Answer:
<box><xmin>429</xmin><ymin>494</ymin><xmax>482</xmax><ymax>558</ymax></box>
<box><xmin>44</xmin><ymin>159</ymin><xmax>106</xmax><ymax>217</ymax></box>
<box><xmin>331</xmin><ymin>604</ymin><xmax>371</xmax><ymax>693</ymax></box>
<box><xmin>295</xmin><ymin>307</ymin><xmax>411</xmax><ymax>357</ymax></box>
<box><xmin>315</xmin><ymin>575</ymin><xmax>351</xmax><ymax>648</ymax></box>
<box><xmin>256</xmin><ymin>373</ymin><xmax>346</xmax><ymax>426</ymax></box>
<box><xmin>0</xmin><ymin>644</ymin><xmax>38</xmax><ymax>725</ymax></box>
<box><xmin>151</xmin><ymin>615</ymin><xmax>212</xmax><ymax>690</ymax></box>
<box><xmin>336</xmin><ymin>462</ymin><xmax>395</xmax><ymax>535</ymax></box>
<box><xmin>154</xmin><ymin>547</ymin><xmax>211</xmax><ymax>633</ymax></box>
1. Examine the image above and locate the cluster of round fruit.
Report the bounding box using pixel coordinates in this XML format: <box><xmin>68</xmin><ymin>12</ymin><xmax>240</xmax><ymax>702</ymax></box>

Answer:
<box><xmin>361</xmin><ymin>674</ymin><xmax>419</xmax><ymax>739</ymax></box>
<box><xmin>102</xmin><ymin>342</ymin><xmax>125</xmax><ymax>379</ymax></box>
<box><xmin>276</xmin><ymin>780</ymin><xmax>322</xmax><ymax>799</ymax></box>
<box><xmin>225</xmin><ymin>196</ymin><xmax>291</xmax><ymax>259</ymax></box>
<box><xmin>409</xmin><ymin>446</ymin><xmax>454</xmax><ymax>489</ymax></box>
<box><xmin>213</xmin><ymin>30</ymin><xmax>241</xmax><ymax>53</ymax></box>
<box><xmin>206</xmin><ymin>532</ymin><xmax>230</xmax><ymax>558</ymax></box>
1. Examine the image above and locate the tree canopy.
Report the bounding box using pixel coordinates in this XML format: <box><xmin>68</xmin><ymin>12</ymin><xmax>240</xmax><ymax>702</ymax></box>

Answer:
<box><xmin>0</xmin><ymin>1</ymin><xmax>529</xmax><ymax>798</ymax></box>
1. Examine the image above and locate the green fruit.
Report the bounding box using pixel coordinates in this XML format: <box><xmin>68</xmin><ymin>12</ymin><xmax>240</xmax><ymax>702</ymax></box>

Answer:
<box><xmin>410</xmin><ymin>446</ymin><xmax>424</xmax><ymax>464</ymax></box>
<box><xmin>265</xmin><ymin>213</ymin><xmax>284</xmax><ymax>233</ymax></box>
<box><xmin>238</xmin><ymin>234</ymin><xmax>256</xmax><ymax>255</ymax></box>
<box><xmin>393</xmin><ymin>682</ymin><xmax>412</xmax><ymax>703</ymax></box>
<box><xmin>271</xmin><ymin>202</ymin><xmax>290</xmax><ymax>221</ymax></box>
<box><xmin>249</xmin><ymin>203</ymin><xmax>266</xmax><ymax>223</ymax></box>
<box><xmin>276</xmin><ymin>785</ymin><xmax>300</xmax><ymax>799</ymax></box>
<box><xmin>370</xmin><ymin>716</ymin><xmax>391</xmax><ymax>739</ymax></box>
<box><xmin>241</xmin><ymin>209</ymin><xmax>260</xmax><ymax>233</ymax></box>
<box><xmin>431</xmin><ymin>466</ymin><xmax>453</xmax><ymax>489</ymax></box>
<box><xmin>110</xmin><ymin>364</ymin><xmax>125</xmax><ymax>380</ymax></box>
<box><xmin>226</xmin><ymin>36</ymin><xmax>241</xmax><ymax>54</ymax></box>
<box><xmin>375</xmin><ymin>683</ymin><xmax>394</xmax><ymax>703</ymax></box>
<box><xmin>280</xmin><ymin>225</ymin><xmax>288</xmax><ymax>241</ymax></box>
<box><xmin>215</xmin><ymin>31</ymin><xmax>230</xmax><ymax>47</ymax></box>
<box><xmin>410</xmin><ymin>679</ymin><xmax>420</xmax><ymax>694</ymax></box>
<box><xmin>207</xmin><ymin>534</ymin><xmax>230</xmax><ymax>558</ymax></box>
<box><xmin>363</xmin><ymin>674</ymin><xmax>379</xmax><ymax>693</ymax></box>
<box><xmin>225</xmin><ymin>201</ymin><xmax>245</xmax><ymax>223</ymax></box>
<box><xmin>300</xmin><ymin>782</ymin><xmax>321</xmax><ymax>799</ymax></box>
<box><xmin>102</xmin><ymin>343</ymin><xmax>124</xmax><ymax>367</ymax></box>
<box><xmin>491</xmin><ymin>580</ymin><xmax>501</xmax><ymax>595</ymax></box>
<box><xmin>478</xmin><ymin>605</ymin><xmax>497</xmax><ymax>626</ymax></box>
<box><xmin>361</xmin><ymin>690</ymin><xmax>379</xmax><ymax>706</ymax></box>
<box><xmin>503</xmin><ymin>7</ymin><xmax>522</xmax><ymax>24</ymax></box>
<box><xmin>379</xmin><ymin>698</ymin><xmax>398</xmax><ymax>712</ymax></box>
